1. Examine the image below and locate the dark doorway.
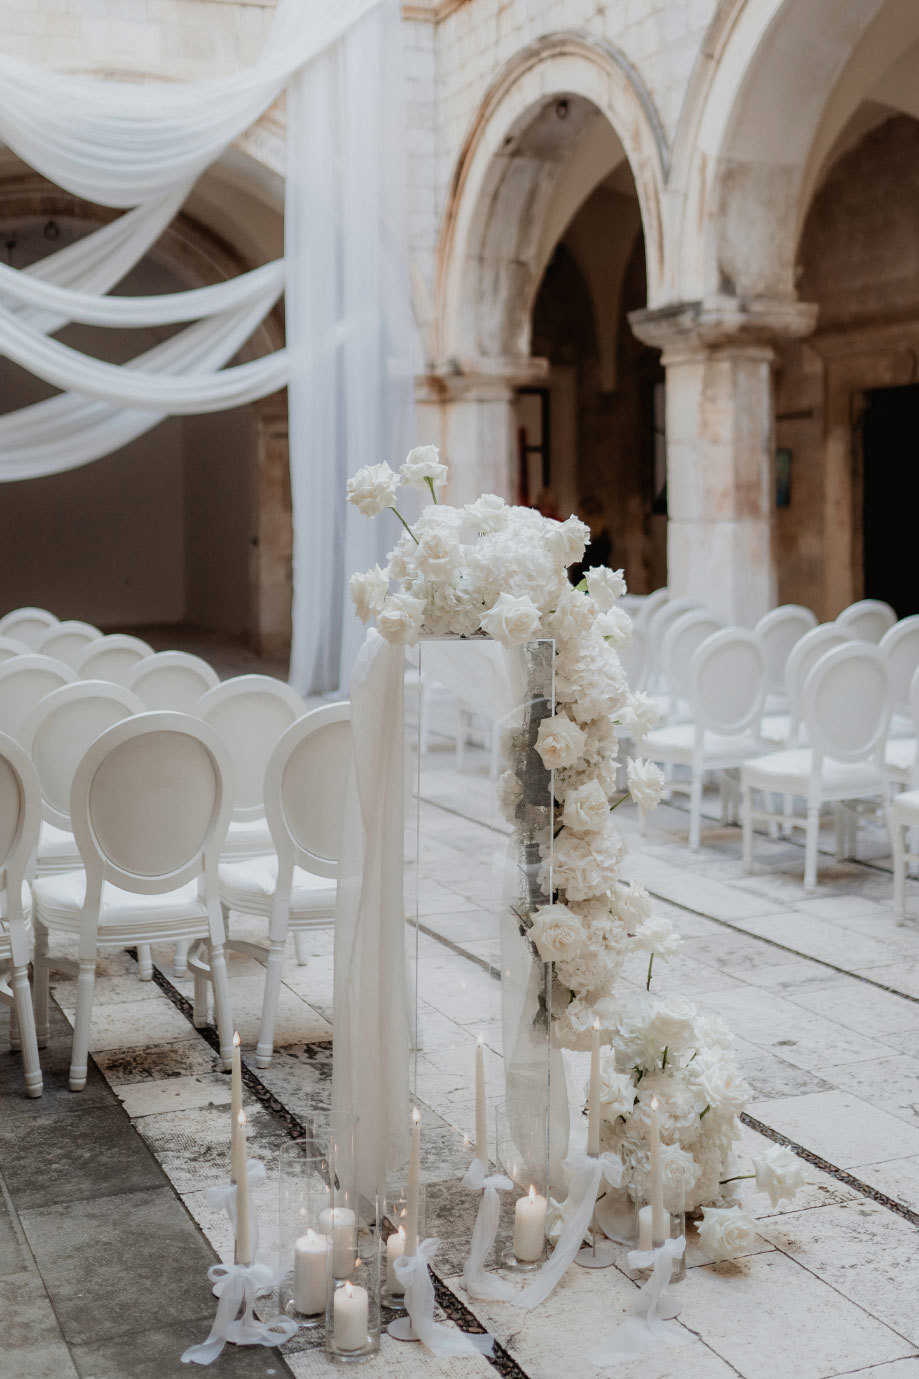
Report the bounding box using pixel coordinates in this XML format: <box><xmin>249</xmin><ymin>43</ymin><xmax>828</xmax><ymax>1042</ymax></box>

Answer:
<box><xmin>862</xmin><ymin>383</ymin><xmax>919</xmax><ymax>615</ymax></box>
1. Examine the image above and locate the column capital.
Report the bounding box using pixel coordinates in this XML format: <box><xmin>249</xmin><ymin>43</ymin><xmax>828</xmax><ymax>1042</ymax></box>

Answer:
<box><xmin>628</xmin><ymin>297</ymin><xmax>818</xmax><ymax>362</ymax></box>
<box><xmin>422</xmin><ymin>354</ymin><xmax>549</xmax><ymax>403</ymax></box>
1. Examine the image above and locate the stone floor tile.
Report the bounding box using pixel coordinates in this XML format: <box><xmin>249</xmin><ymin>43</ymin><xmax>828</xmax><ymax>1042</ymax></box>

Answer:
<box><xmin>788</xmin><ymin>981</ymin><xmax>919</xmax><ymax>1037</ymax></box>
<box><xmin>52</xmin><ymin>972</ymin><xmax>163</xmax><ymax>1007</ymax></box>
<box><xmin>0</xmin><ymin>1188</ymin><xmax>30</xmax><ymax>1278</ymax></box>
<box><xmin>728</xmin><ymin>958</ymin><xmax>848</xmax><ymax>994</ymax></box>
<box><xmin>678</xmin><ymin>1248</ymin><xmax>913</xmax><ymax>1377</ymax></box>
<box><xmin>114</xmin><ymin>1071</ymin><xmax>233</xmax><ymax>1119</ymax></box>
<box><xmin>759</xmin><ymin>1198</ymin><xmax>919</xmax><ymax>1346</ymax></box>
<box><xmin>738</xmin><ymin>911</ymin><xmax>900</xmax><ymax>969</ymax></box>
<box><xmin>53</xmin><ymin>995</ymin><xmax>199</xmax><ymax>1052</ymax></box>
<box><xmin>18</xmin><ymin>1187</ymin><xmax>228</xmax><ymax>1347</ymax></box>
<box><xmin>813</xmin><ymin>1054</ymin><xmax>919</xmax><ymax>1129</ymax></box>
<box><xmin>0</xmin><ymin>1035</ymin><xmax>112</xmax><ymax>1118</ymax></box>
<box><xmin>749</xmin><ymin>1089</ymin><xmax>919</xmax><ymax>1168</ymax></box>
<box><xmin>735</xmin><ymin>1050</ymin><xmax>833</xmax><ymax>1100</ymax></box>
<box><xmin>69</xmin><ymin>1320</ymin><xmax>292</xmax><ymax>1378</ymax></box>
<box><xmin>701</xmin><ymin>987</ymin><xmax>899</xmax><ymax>1069</ymax></box>
<box><xmin>424</xmin><ymin>909</ymin><xmax>504</xmax><ymax>943</ymax></box>
<box><xmin>854</xmin><ymin>963</ymin><xmax>919</xmax><ymax>999</ymax></box>
<box><xmin>0</xmin><ymin>1104</ymin><xmax>166</xmax><ymax>1210</ymax></box>
<box><xmin>0</xmin><ymin>1270</ymin><xmax>78</xmax><ymax>1379</ymax></box>
<box><xmin>849</xmin><ymin>1156</ymin><xmax>919</xmax><ymax>1211</ymax></box>
<box><xmin>133</xmin><ymin>1100</ymin><xmax>286</xmax><ymax>1194</ymax></box>
<box><xmin>624</xmin><ymin>852</ymin><xmax>782</xmax><ymax>921</ymax></box>
<box><xmin>93</xmin><ymin>1039</ymin><xmax>220</xmax><ymax>1085</ymax></box>
<box><xmin>842</xmin><ymin>1362</ymin><xmax>919</xmax><ymax>1377</ymax></box>
<box><xmin>286</xmin><ymin>1332</ymin><xmax>494</xmax><ymax>1377</ymax></box>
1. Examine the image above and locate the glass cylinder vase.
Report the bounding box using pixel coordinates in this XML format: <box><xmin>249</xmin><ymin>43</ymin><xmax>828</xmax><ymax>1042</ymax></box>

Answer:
<box><xmin>278</xmin><ymin>1110</ymin><xmax>358</xmax><ymax>1326</ymax></box>
<box><xmin>324</xmin><ymin>1195</ymin><xmax>382</xmax><ymax>1363</ymax></box>
<box><xmin>381</xmin><ymin>1185</ymin><xmax>427</xmax><ymax>1310</ymax></box>
<box><xmin>632</xmin><ymin>1174</ymin><xmax>686</xmax><ymax>1285</ymax></box>
<box><xmin>495</xmin><ymin>1099</ymin><xmax>549</xmax><ymax>1270</ymax></box>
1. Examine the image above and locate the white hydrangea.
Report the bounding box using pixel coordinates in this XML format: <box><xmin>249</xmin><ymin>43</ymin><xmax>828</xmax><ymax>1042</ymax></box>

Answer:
<box><xmin>349</xmin><ymin>565</ymin><xmax>389</xmax><ymax>623</ymax></box>
<box><xmin>627</xmin><ymin>757</ymin><xmax>666</xmax><ymax>816</ymax></box>
<box><xmin>346</xmin><ymin>461</ymin><xmax>400</xmax><ymax>517</ymax></box>
<box><xmin>400</xmin><ymin>444</ymin><xmax>448</xmax><ymax>491</ymax></box>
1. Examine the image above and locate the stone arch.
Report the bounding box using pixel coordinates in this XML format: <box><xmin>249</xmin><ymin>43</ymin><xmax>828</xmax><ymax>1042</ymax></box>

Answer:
<box><xmin>670</xmin><ymin>0</ymin><xmax>919</xmax><ymax>305</ymax></box>
<box><xmin>435</xmin><ymin>32</ymin><xmax>668</xmax><ymax>367</ymax></box>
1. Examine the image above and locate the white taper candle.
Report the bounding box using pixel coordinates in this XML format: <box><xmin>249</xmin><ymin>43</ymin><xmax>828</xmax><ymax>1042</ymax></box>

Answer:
<box><xmin>404</xmin><ymin>1107</ymin><xmax>421</xmax><ymax>1257</ymax></box>
<box><xmin>587</xmin><ymin>1018</ymin><xmax>601</xmax><ymax>1156</ymax></box>
<box><xmin>474</xmin><ymin>1033</ymin><xmax>488</xmax><ymax>1164</ymax></box>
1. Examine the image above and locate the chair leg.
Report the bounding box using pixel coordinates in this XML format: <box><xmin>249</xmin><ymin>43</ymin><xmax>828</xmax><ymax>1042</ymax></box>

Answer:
<box><xmin>173</xmin><ymin>940</ymin><xmax>191</xmax><ymax>979</ymax></box>
<box><xmin>293</xmin><ymin>931</ymin><xmax>310</xmax><ymax>967</ymax></box>
<box><xmin>33</xmin><ymin>920</ymin><xmax>49</xmax><ymax>1048</ymax></box>
<box><xmin>136</xmin><ymin>943</ymin><xmax>153</xmax><ymax>981</ymax></box>
<box><xmin>804</xmin><ymin>807</ymin><xmax>819</xmax><ymax>892</ymax></box>
<box><xmin>781</xmin><ymin>792</ymin><xmax>793</xmax><ymax>838</ymax></box>
<box><xmin>12</xmin><ymin>965</ymin><xmax>41</xmax><ymax>1097</ymax></box>
<box><xmin>192</xmin><ymin>964</ymin><xmax>210</xmax><ymax>1027</ymax></box>
<box><xmin>8</xmin><ymin>995</ymin><xmax>20</xmax><ymax>1051</ymax></box>
<box><xmin>893</xmin><ymin>819</ymin><xmax>907</xmax><ymax>925</ymax></box>
<box><xmin>688</xmin><ymin>771</ymin><xmax>703</xmax><ymax>851</ymax></box>
<box><xmin>742</xmin><ymin>785</ymin><xmax>754</xmax><ymax>873</ymax></box>
<box><xmin>69</xmin><ymin>956</ymin><xmax>96</xmax><ymax>1092</ymax></box>
<box><xmin>256</xmin><ymin>938</ymin><xmax>286</xmax><ymax>1069</ymax></box>
<box><xmin>208</xmin><ymin>942</ymin><xmax>234</xmax><ymax>1068</ymax></box>
<box><xmin>834</xmin><ymin>805</ymin><xmax>846</xmax><ymax>861</ymax></box>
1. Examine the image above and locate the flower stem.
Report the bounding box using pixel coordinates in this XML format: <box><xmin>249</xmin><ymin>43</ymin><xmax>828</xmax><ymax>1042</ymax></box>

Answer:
<box><xmin>425</xmin><ymin>476</ymin><xmax>439</xmax><ymax>504</ymax></box>
<box><xmin>661</xmin><ymin>1046</ymin><xmax>668</xmax><ymax>1070</ymax></box>
<box><xmin>645</xmin><ymin>953</ymin><xmax>654</xmax><ymax>991</ymax></box>
<box><xmin>391</xmin><ymin>507</ymin><xmax>420</xmax><ymax>544</ymax></box>
<box><xmin>699</xmin><ymin>1104</ymin><xmax>710</xmax><ymax>1119</ymax></box>
<box><xmin>719</xmin><ymin>1174</ymin><xmax>754</xmax><ymax>1185</ymax></box>
<box><xmin>609</xmin><ymin>794</ymin><xmax>628</xmax><ymax>812</ymax></box>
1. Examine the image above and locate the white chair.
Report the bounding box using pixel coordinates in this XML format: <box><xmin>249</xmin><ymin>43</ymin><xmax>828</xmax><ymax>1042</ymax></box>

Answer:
<box><xmin>641</xmin><ymin>629</ymin><xmax>766</xmax><ymax>850</ymax></box>
<box><xmin>0</xmin><ymin>637</ymin><xmax>29</xmax><ymax>663</ymax></box>
<box><xmin>125</xmin><ymin>650</ymin><xmax>219</xmax><ymax>712</ymax></box>
<box><xmin>835</xmin><ymin>599</ymin><xmax>896</xmax><ymax>643</ymax></box>
<box><xmin>76</xmin><ymin>634</ymin><xmax>154</xmax><ymax>686</ymax></box>
<box><xmin>742</xmin><ymin>643</ymin><xmax>890</xmax><ymax>891</ymax></box>
<box><xmin>0</xmin><ymin>734</ymin><xmax>43</xmax><ymax>1097</ymax></box>
<box><xmin>17</xmin><ymin>679</ymin><xmax>143</xmax><ymax>884</ymax></box>
<box><xmin>33</xmin><ymin>712</ymin><xmax>235</xmax><ymax>1090</ymax></box>
<box><xmin>760</xmin><ymin>623</ymin><xmax>851</xmax><ymax>750</ymax></box>
<box><xmin>659</xmin><ymin>609</ymin><xmax>725</xmax><ymax>724</ymax></box>
<box><xmin>618</xmin><ymin>623</ymin><xmax>650</xmax><ymax>693</ymax></box>
<box><xmin>754</xmin><ymin>604</ymin><xmax>817</xmax><ymax>710</ymax></box>
<box><xmin>0</xmin><ymin>608</ymin><xmax>57</xmax><ymax>648</ymax></box>
<box><xmin>886</xmin><ymin>664</ymin><xmax>919</xmax><ymax>792</ymax></box>
<box><xmin>37</xmin><ymin>620</ymin><xmax>102</xmax><ymax>668</ymax></box>
<box><xmin>880</xmin><ymin>616</ymin><xmax>919</xmax><ymax>738</ymax></box>
<box><xmin>0</xmin><ymin>655</ymin><xmax>76</xmax><ymax>737</ymax></box>
<box><xmin>219</xmin><ymin>704</ymin><xmax>350</xmax><ymax>1067</ymax></box>
<box><xmin>890</xmin><ymin>788</ymin><xmax>919</xmax><ymax>924</ymax></box>
<box><xmin>634</xmin><ymin>587</ymin><xmax>669</xmax><ymax>636</ymax></box>
<box><xmin>646</xmin><ymin>596</ymin><xmax>703</xmax><ymax>691</ymax></box>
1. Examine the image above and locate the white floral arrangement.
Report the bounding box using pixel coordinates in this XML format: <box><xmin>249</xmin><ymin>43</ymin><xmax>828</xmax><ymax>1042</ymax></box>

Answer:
<box><xmin>347</xmin><ymin>448</ymin><xmax>805</xmax><ymax>1247</ymax></box>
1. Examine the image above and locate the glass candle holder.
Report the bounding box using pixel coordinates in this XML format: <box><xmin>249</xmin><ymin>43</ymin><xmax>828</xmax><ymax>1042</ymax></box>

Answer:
<box><xmin>278</xmin><ymin>1110</ymin><xmax>358</xmax><ymax>1326</ymax></box>
<box><xmin>381</xmin><ymin>1186</ymin><xmax>427</xmax><ymax>1310</ymax></box>
<box><xmin>324</xmin><ymin>1195</ymin><xmax>382</xmax><ymax>1363</ymax></box>
<box><xmin>632</xmin><ymin>1174</ymin><xmax>686</xmax><ymax>1285</ymax></box>
<box><xmin>495</xmin><ymin>1099</ymin><xmax>549</xmax><ymax>1271</ymax></box>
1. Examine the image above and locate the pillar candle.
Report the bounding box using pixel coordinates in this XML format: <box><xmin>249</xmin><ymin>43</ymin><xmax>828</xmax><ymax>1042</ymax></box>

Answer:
<box><xmin>648</xmin><ymin>1096</ymin><xmax>667</xmax><ymax>1244</ymax></box>
<box><xmin>293</xmin><ymin>1230</ymin><xmax>330</xmax><ymax>1315</ymax></box>
<box><xmin>386</xmin><ymin>1226</ymin><xmax>406</xmax><ymax>1293</ymax></box>
<box><xmin>318</xmin><ymin>1206</ymin><xmax>358</xmax><ymax>1278</ymax></box>
<box><xmin>333</xmin><ymin>1281</ymin><xmax>368</xmax><ymax>1352</ymax></box>
<box><xmin>235</xmin><ymin>1110</ymin><xmax>252</xmax><ymax>1266</ymax></box>
<box><xmin>230</xmin><ymin>1031</ymin><xmax>242</xmax><ymax>1184</ymax></box>
<box><xmin>474</xmin><ymin>1033</ymin><xmax>488</xmax><ymax>1164</ymax></box>
<box><xmin>513</xmin><ymin>1185</ymin><xmax>547</xmax><ymax>1262</ymax></box>
<box><xmin>587</xmin><ymin>1018</ymin><xmax>601</xmax><ymax>1156</ymax></box>
<box><xmin>404</xmin><ymin>1107</ymin><xmax>421</xmax><ymax>1256</ymax></box>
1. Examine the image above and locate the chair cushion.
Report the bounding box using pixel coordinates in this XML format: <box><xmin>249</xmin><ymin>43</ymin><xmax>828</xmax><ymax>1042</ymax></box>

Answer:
<box><xmin>37</xmin><ymin>820</ymin><xmax>80</xmax><ymax>870</ymax></box>
<box><xmin>643</xmin><ymin>724</ymin><xmax>763</xmax><ymax>767</ymax></box>
<box><xmin>742</xmin><ymin>748</ymin><xmax>887</xmax><ymax>796</ymax></box>
<box><xmin>760</xmin><ymin>713</ymin><xmax>792</xmax><ymax>748</ymax></box>
<box><xmin>33</xmin><ymin>871</ymin><xmax>204</xmax><ymax>936</ymax></box>
<box><xmin>886</xmin><ymin>737</ymin><xmax>916</xmax><ymax>781</ymax></box>
<box><xmin>219</xmin><ymin>856</ymin><xmax>336</xmax><ymax>918</ymax></box>
<box><xmin>892</xmin><ymin>788</ymin><xmax>919</xmax><ymax>826</ymax></box>
<box><xmin>221</xmin><ymin>817</ymin><xmax>274</xmax><ymax>859</ymax></box>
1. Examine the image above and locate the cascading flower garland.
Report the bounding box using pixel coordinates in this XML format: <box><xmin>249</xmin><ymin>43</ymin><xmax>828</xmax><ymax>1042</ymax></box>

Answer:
<box><xmin>347</xmin><ymin>448</ymin><xmax>804</xmax><ymax>1233</ymax></box>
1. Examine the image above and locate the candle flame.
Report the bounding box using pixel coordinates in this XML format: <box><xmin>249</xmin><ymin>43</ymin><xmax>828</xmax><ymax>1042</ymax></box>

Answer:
<box><xmin>398</xmin><ymin>1225</ymin><xmax>406</xmax><ymax>1241</ymax></box>
<box><xmin>237</xmin><ymin>1109</ymin><xmax>246</xmax><ymax>1127</ymax></box>
<box><xmin>306</xmin><ymin>1228</ymin><xmax>320</xmax><ymax>1246</ymax></box>
<box><xmin>412</xmin><ymin>1106</ymin><xmax>421</xmax><ymax>1125</ymax></box>
<box><xmin>528</xmin><ymin>1185</ymin><xmax>536</xmax><ymax>1205</ymax></box>
<box><xmin>345</xmin><ymin>1282</ymin><xmax>353</xmax><ymax>1299</ymax></box>
<box><xmin>650</xmin><ymin>1096</ymin><xmax>659</xmax><ymax>1112</ymax></box>
<box><xmin>232</xmin><ymin>1030</ymin><xmax>240</xmax><ymax>1047</ymax></box>
<box><xmin>477</xmin><ymin>1031</ymin><xmax>484</xmax><ymax>1047</ymax></box>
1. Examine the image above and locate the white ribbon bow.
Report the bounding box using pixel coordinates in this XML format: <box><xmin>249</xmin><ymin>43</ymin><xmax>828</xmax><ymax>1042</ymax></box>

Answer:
<box><xmin>589</xmin><ymin>1236</ymin><xmax>689</xmax><ymax>1367</ymax></box>
<box><xmin>205</xmin><ymin>1159</ymin><xmax>266</xmax><ymax>1271</ymax></box>
<box><xmin>461</xmin><ymin>1157</ymin><xmax>516</xmax><ymax>1302</ymax></box>
<box><xmin>180</xmin><ymin>1260</ymin><xmax>298</xmax><ymax>1366</ymax></box>
<box><xmin>512</xmin><ymin>1151</ymin><xmax>623</xmax><ymax>1311</ymax></box>
<box><xmin>394</xmin><ymin>1238</ymin><xmax>495</xmax><ymax>1357</ymax></box>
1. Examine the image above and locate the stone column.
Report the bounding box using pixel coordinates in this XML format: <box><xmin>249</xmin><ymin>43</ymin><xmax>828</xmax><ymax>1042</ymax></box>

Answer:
<box><xmin>250</xmin><ymin>395</ymin><xmax>292</xmax><ymax>658</ymax></box>
<box><xmin>630</xmin><ymin>301</ymin><xmax>817</xmax><ymax>626</ymax></box>
<box><xmin>424</xmin><ymin>357</ymin><xmax>548</xmax><ymax>505</ymax></box>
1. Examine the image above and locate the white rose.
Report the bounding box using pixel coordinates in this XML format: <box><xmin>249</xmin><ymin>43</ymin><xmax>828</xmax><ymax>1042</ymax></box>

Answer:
<box><xmin>612</xmin><ymin>880</ymin><xmax>652</xmax><ymax>929</ymax></box>
<box><xmin>464</xmin><ymin>493</ymin><xmax>508</xmax><ymax>533</ymax></box>
<box><xmin>349</xmin><ymin>565</ymin><xmax>389</xmax><ymax>623</ymax></box>
<box><xmin>752</xmin><ymin>1145</ymin><xmax>806</xmax><ymax>1209</ymax></box>
<box><xmin>377</xmin><ymin>593</ymin><xmax>425</xmax><ymax>646</ymax></box>
<box><xmin>535</xmin><ymin>713</ymin><xmax>587</xmax><ymax>770</ymax></box>
<box><xmin>480</xmin><ymin>591</ymin><xmax>543</xmax><ymax>646</ymax></box>
<box><xmin>346</xmin><ymin>461</ymin><xmax>400</xmax><ymax>517</ymax></box>
<box><xmin>561</xmin><ymin>780</ymin><xmax>610</xmax><ymax>834</ymax></box>
<box><xmin>693</xmin><ymin>1054</ymin><xmax>749</xmax><ymax>1118</ymax></box>
<box><xmin>400</xmin><ymin>444</ymin><xmax>448</xmax><ymax>492</ymax></box>
<box><xmin>595</xmin><ymin>1057</ymin><xmax>636</xmax><ymax>1120</ymax></box>
<box><xmin>530</xmin><ymin>904</ymin><xmax>584</xmax><ymax>963</ymax></box>
<box><xmin>647</xmin><ymin>994</ymin><xmax>697</xmax><ymax>1053</ymax></box>
<box><xmin>596</xmin><ymin>606</ymin><xmax>633</xmax><ymax>649</ymax></box>
<box><xmin>496</xmin><ymin>769</ymin><xmax>523</xmax><ymax>825</ymax></box>
<box><xmin>697</xmin><ymin>1205</ymin><xmax>758</xmax><ymax>1261</ymax></box>
<box><xmin>585</xmin><ymin>566</ymin><xmax>627</xmax><ymax>611</ymax></box>
<box><xmin>631</xmin><ymin>914</ymin><xmax>682</xmax><ymax>958</ymax></box>
<box><xmin>620</xmin><ymin>691</ymin><xmax>659</xmax><ymax>741</ymax></box>
<box><xmin>546</xmin><ymin>515</ymin><xmax>590</xmax><ymax>567</ymax></box>
<box><xmin>415</xmin><ymin>528</ymin><xmax>462</xmax><ymax>581</ymax></box>
<box><xmin>554</xmin><ymin>823</ymin><xmax>625</xmax><ymax>902</ymax></box>
<box><xmin>546</xmin><ymin>588</ymin><xmax>596</xmax><ymax>644</ymax></box>
<box><xmin>627</xmin><ymin>757</ymin><xmax>665</xmax><ymax>815</ymax></box>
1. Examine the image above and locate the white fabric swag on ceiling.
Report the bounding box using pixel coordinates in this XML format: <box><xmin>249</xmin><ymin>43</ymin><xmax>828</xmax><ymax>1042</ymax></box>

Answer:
<box><xmin>0</xmin><ymin>0</ymin><xmax>416</xmax><ymax>694</ymax></box>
